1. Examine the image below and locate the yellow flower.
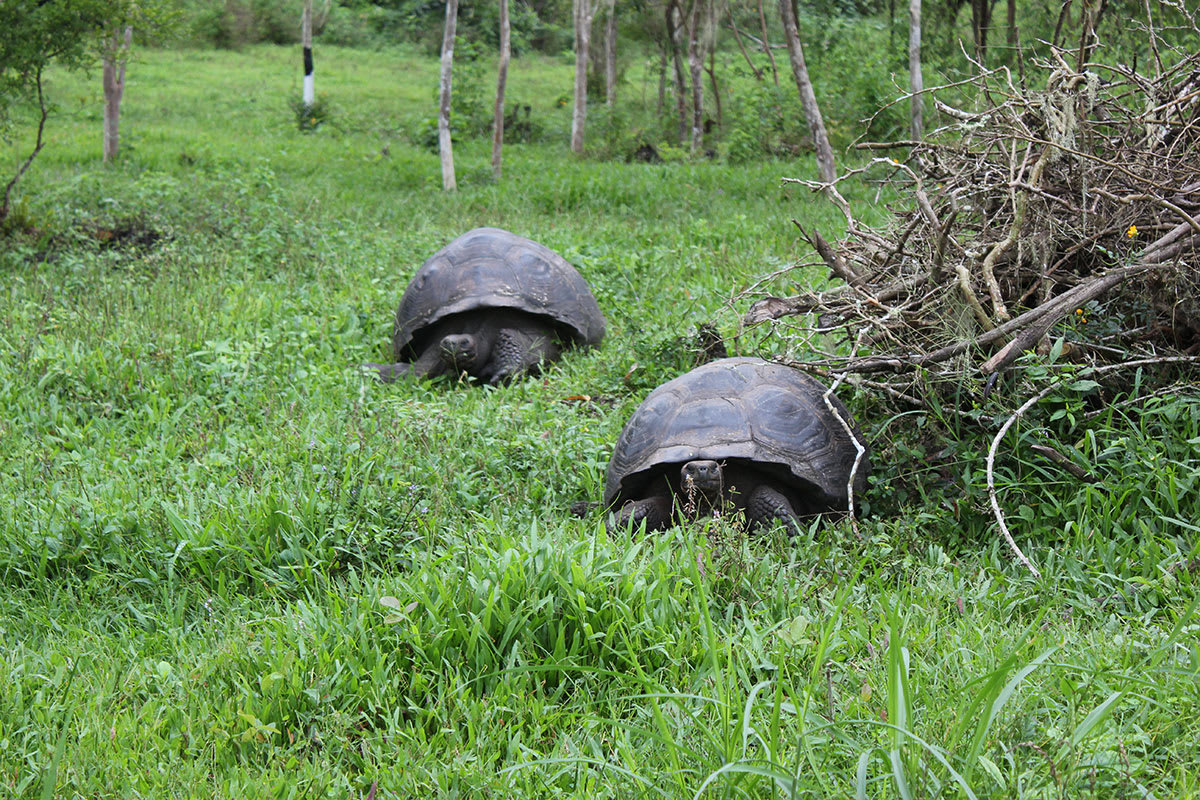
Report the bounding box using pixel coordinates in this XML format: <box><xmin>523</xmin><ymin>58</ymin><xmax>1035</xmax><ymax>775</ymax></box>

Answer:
<box><xmin>1075</xmin><ymin>308</ymin><xmax>1084</xmax><ymax>315</ymax></box>
<box><xmin>1127</xmin><ymin>224</ymin><xmax>1138</xmax><ymax>238</ymax></box>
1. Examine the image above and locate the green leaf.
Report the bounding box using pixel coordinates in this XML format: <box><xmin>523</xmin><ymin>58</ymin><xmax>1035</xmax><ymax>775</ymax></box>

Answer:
<box><xmin>1065</xmin><ymin>691</ymin><xmax>1124</xmax><ymax>752</ymax></box>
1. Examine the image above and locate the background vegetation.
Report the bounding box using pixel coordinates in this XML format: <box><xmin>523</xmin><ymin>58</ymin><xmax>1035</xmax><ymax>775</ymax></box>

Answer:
<box><xmin>0</xmin><ymin>5</ymin><xmax>1198</xmax><ymax>797</ymax></box>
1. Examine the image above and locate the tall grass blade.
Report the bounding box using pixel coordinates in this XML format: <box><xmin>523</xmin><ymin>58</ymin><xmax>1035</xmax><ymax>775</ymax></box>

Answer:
<box><xmin>1063</xmin><ymin>690</ymin><xmax>1125</xmax><ymax>754</ymax></box>
<box><xmin>39</xmin><ymin>660</ymin><xmax>79</xmax><ymax>800</ymax></box>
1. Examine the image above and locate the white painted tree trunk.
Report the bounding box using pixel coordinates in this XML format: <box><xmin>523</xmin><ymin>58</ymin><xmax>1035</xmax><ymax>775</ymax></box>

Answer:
<box><xmin>778</xmin><ymin>0</ymin><xmax>835</xmax><ymax>184</ymax></box>
<box><xmin>439</xmin><ymin>0</ymin><xmax>458</xmax><ymax>191</ymax></box>
<box><xmin>302</xmin><ymin>0</ymin><xmax>314</xmax><ymax>106</ymax></box>
<box><xmin>570</xmin><ymin>0</ymin><xmax>594</xmax><ymax>154</ymax></box>
<box><xmin>102</xmin><ymin>25</ymin><xmax>133</xmax><ymax>163</ymax></box>
<box><xmin>492</xmin><ymin>0</ymin><xmax>510</xmax><ymax>179</ymax></box>
<box><xmin>908</xmin><ymin>0</ymin><xmax>923</xmax><ymax>140</ymax></box>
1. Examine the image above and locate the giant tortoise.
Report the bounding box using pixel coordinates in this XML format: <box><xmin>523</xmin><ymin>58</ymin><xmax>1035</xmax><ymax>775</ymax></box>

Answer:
<box><xmin>366</xmin><ymin>227</ymin><xmax>605</xmax><ymax>385</ymax></box>
<box><xmin>604</xmin><ymin>357</ymin><xmax>869</xmax><ymax>535</ymax></box>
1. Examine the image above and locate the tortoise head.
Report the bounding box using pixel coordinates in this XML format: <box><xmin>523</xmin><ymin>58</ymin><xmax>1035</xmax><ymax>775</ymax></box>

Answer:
<box><xmin>439</xmin><ymin>333</ymin><xmax>482</xmax><ymax>372</ymax></box>
<box><xmin>681</xmin><ymin>460</ymin><xmax>724</xmax><ymax>500</ymax></box>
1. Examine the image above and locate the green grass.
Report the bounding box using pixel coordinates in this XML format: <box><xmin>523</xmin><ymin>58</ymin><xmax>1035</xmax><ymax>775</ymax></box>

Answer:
<box><xmin>1</xmin><ymin>44</ymin><xmax>1198</xmax><ymax>798</ymax></box>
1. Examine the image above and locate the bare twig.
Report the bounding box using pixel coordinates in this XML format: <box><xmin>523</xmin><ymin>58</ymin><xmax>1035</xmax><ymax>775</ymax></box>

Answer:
<box><xmin>1029</xmin><ymin>443</ymin><xmax>1098</xmax><ymax>482</ymax></box>
<box><xmin>822</xmin><ymin>345</ymin><xmax>868</xmax><ymax>539</ymax></box>
<box><xmin>740</xmin><ymin>22</ymin><xmax>1198</xmax><ymax>415</ymax></box>
<box><xmin>987</xmin><ymin>385</ymin><xmax>1055</xmax><ymax>577</ymax></box>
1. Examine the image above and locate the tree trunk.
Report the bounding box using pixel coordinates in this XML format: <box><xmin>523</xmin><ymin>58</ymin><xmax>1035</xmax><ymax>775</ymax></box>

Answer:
<box><xmin>908</xmin><ymin>0</ymin><xmax>923</xmax><ymax>140</ymax></box>
<box><xmin>728</xmin><ymin>16</ymin><xmax>763</xmax><ymax>82</ymax></box>
<box><xmin>492</xmin><ymin>0</ymin><xmax>510</xmax><ymax>179</ymax></box>
<box><xmin>1007</xmin><ymin>0</ymin><xmax>1017</xmax><ymax>49</ymax></box>
<box><xmin>1</xmin><ymin>66</ymin><xmax>49</xmax><ymax>223</ymax></box>
<box><xmin>666</xmin><ymin>0</ymin><xmax>689</xmax><ymax>145</ymax></box>
<box><xmin>604</xmin><ymin>0</ymin><xmax>617</xmax><ymax>106</ymax></box>
<box><xmin>439</xmin><ymin>0</ymin><xmax>458</xmax><ymax>191</ymax></box>
<box><xmin>778</xmin><ymin>0</ymin><xmax>835</xmax><ymax>183</ymax></box>
<box><xmin>970</xmin><ymin>0</ymin><xmax>990</xmax><ymax>66</ymax></box>
<box><xmin>686</xmin><ymin>0</ymin><xmax>704</xmax><ymax>152</ymax></box>
<box><xmin>757</xmin><ymin>0</ymin><xmax>779</xmax><ymax>87</ymax></box>
<box><xmin>657</xmin><ymin>46</ymin><xmax>667</xmax><ymax>115</ymax></box>
<box><xmin>1076</xmin><ymin>0</ymin><xmax>1105</xmax><ymax>70</ymax></box>
<box><xmin>102</xmin><ymin>24</ymin><xmax>133</xmax><ymax>163</ymax></box>
<box><xmin>706</xmin><ymin>47</ymin><xmax>722</xmax><ymax>133</ymax></box>
<box><xmin>1052</xmin><ymin>0</ymin><xmax>1073</xmax><ymax>48</ymax></box>
<box><xmin>571</xmin><ymin>0</ymin><xmax>593</xmax><ymax>154</ymax></box>
<box><xmin>302</xmin><ymin>0</ymin><xmax>314</xmax><ymax>107</ymax></box>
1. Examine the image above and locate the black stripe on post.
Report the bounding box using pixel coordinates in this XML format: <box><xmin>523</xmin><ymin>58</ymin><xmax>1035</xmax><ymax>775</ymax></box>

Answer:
<box><xmin>304</xmin><ymin>47</ymin><xmax>313</xmax><ymax>76</ymax></box>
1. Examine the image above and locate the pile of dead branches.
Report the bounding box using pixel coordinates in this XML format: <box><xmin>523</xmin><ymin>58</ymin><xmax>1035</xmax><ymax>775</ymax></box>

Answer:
<box><xmin>744</xmin><ymin>19</ymin><xmax>1200</xmax><ymax>403</ymax></box>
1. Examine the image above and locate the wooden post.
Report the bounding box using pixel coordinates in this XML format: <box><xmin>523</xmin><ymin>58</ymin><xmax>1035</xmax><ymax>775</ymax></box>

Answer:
<box><xmin>302</xmin><ymin>0</ymin><xmax>314</xmax><ymax>107</ymax></box>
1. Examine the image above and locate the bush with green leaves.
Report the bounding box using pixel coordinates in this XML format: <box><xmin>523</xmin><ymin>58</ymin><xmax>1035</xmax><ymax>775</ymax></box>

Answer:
<box><xmin>724</xmin><ymin>83</ymin><xmax>809</xmax><ymax>161</ymax></box>
<box><xmin>0</xmin><ymin>0</ymin><xmax>112</xmax><ymax>223</ymax></box>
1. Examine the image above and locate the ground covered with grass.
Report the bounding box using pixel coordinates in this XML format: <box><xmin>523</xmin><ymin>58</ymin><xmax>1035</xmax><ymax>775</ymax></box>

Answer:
<box><xmin>1</xmin><ymin>45</ymin><xmax>1198</xmax><ymax>798</ymax></box>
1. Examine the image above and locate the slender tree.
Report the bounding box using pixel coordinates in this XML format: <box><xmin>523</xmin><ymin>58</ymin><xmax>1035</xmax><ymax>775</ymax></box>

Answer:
<box><xmin>492</xmin><ymin>0</ymin><xmax>510</xmax><ymax>179</ymax></box>
<box><xmin>757</xmin><ymin>0</ymin><xmax>779</xmax><ymax>86</ymax></box>
<box><xmin>102</xmin><ymin>24</ymin><xmax>133</xmax><ymax>162</ymax></box>
<box><xmin>728</xmin><ymin>13</ymin><xmax>764</xmax><ymax>82</ymax></box>
<box><xmin>705</xmin><ymin>46</ymin><xmax>722</xmax><ymax>133</ymax></box>
<box><xmin>99</xmin><ymin>3</ymin><xmax>173</xmax><ymax>164</ymax></box>
<box><xmin>438</xmin><ymin>0</ymin><xmax>458</xmax><ymax>191</ymax></box>
<box><xmin>685</xmin><ymin>0</ymin><xmax>706</xmax><ymax>152</ymax></box>
<box><xmin>1</xmin><ymin>0</ymin><xmax>112</xmax><ymax>223</ymax></box>
<box><xmin>908</xmin><ymin>0</ymin><xmax>923</xmax><ymax>139</ymax></box>
<box><xmin>570</xmin><ymin>0</ymin><xmax>597</xmax><ymax>153</ymax></box>
<box><xmin>657</xmin><ymin>46</ymin><xmax>667</xmax><ymax>114</ymax></box>
<box><xmin>970</xmin><ymin>0</ymin><xmax>991</xmax><ymax>65</ymax></box>
<box><xmin>302</xmin><ymin>0</ymin><xmax>314</xmax><ymax>107</ymax></box>
<box><xmin>604</xmin><ymin>0</ymin><xmax>617</xmax><ymax>106</ymax></box>
<box><xmin>778</xmin><ymin>0</ymin><xmax>835</xmax><ymax>183</ymax></box>
<box><xmin>666</xmin><ymin>0</ymin><xmax>689</xmax><ymax>145</ymax></box>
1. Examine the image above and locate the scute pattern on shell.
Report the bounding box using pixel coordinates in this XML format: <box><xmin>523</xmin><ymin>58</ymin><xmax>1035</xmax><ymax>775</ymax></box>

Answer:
<box><xmin>603</xmin><ymin>357</ymin><xmax>869</xmax><ymax>511</ymax></box>
<box><xmin>392</xmin><ymin>227</ymin><xmax>605</xmax><ymax>358</ymax></box>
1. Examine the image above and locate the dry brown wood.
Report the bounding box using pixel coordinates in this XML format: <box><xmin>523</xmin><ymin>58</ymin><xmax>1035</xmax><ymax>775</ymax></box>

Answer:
<box><xmin>1029</xmin><ymin>443</ymin><xmax>1098</xmax><ymax>482</ymax></box>
<box><xmin>738</xmin><ymin>21</ymin><xmax>1199</xmax><ymax>409</ymax></box>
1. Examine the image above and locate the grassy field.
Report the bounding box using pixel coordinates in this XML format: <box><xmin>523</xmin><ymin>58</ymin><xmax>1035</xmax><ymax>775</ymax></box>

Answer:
<box><xmin>1</xmin><ymin>44</ymin><xmax>1199</xmax><ymax>798</ymax></box>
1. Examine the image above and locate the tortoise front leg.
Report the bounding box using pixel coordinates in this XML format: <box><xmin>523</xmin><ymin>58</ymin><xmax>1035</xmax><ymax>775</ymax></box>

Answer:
<box><xmin>363</xmin><ymin>361</ymin><xmax>413</xmax><ymax>382</ymax></box>
<box><xmin>608</xmin><ymin>495</ymin><xmax>672</xmax><ymax>534</ymax></box>
<box><xmin>484</xmin><ymin>328</ymin><xmax>561</xmax><ymax>385</ymax></box>
<box><xmin>365</xmin><ymin>342</ymin><xmax>452</xmax><ymax>383</ymax></box>
<box><xmin>745</xmin><ymin>485</ymin><xmax>802</xmax><ymax>537</ymax></box>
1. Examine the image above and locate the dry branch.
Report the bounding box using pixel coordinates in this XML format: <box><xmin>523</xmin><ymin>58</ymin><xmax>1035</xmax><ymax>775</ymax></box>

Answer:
<box><xmin>741</xmin><ymin>19</ymin><xmax>1199</xmax><ymax>402</ymax></box>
